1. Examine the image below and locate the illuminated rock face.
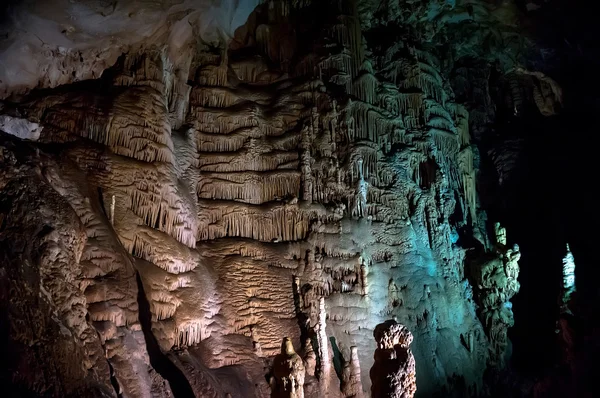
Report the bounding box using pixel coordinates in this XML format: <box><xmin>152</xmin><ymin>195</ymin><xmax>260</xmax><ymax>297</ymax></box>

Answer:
<box><xmin>0</xmin><ymin>0</ymin><xmax>540</xmax><ymax>396</ymax></box>
<box><xmin>560</xmin><ymin>244</ymin><xmax>576</xmax><ymax>312</ymax></box>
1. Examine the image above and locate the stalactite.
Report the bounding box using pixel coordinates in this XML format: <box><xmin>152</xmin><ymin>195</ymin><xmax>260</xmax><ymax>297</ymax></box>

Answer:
<box><xmin>197</xmin><ymin>171</ymin><xmax>301</xmax><ymax>205</ymax></box>
<box><xmin>318</xmin><ymin>52</ymin><xmax>354</xmax><ymax>88</ymax></box>
<box><xmin>352</xmin><ymin>62</ymin><xmax>378</xmax><ymax>105</ymax></box>
<box><xmin>150</xmin><ymin>300</ymin><xmax>178</xmax><ymax>321</ymax></box>
<box><xmin>87</xmin><ymin>303</ymin><xmax>127</xmax><ymax>327</ymax></box>
<box><xmin>123</xmin><ymin>173</ymin><xmax>198</xmax><ymax>248</ymax></box>
<box><xmin>197</xmin><ymin>151</ymin><xmax>299</xmax><ymax>173</ymax></box>
<box><xmin>360</xmin><ymin>258</ymin><xmax>368</xmax><ymax>296</ymax></box>
<box><xmin>40</xmin><ymin>87</ymin><xmax>175</xmax><ymax>164</ymax></box>
<box><xmin>192</xmin><ymin>87</ymin><xmax>243</xmax><ymax>108</ymax></box>
<box><xmin>560</xmin><ymin>243</ymin><xmax>576</xmax><ymax>313</ymax></box>
<box><xmin>130</xmin><ymin>229</ymin><xmax>198</xmax><ymax>274</ymax></box>
<box><xmin>458</xmin><ymin>147</ymin><xmax>477</xmax><ymax>223</ymax></box>
<box><xmin>175</xmin><ymin>320</ymin><xmax>208</xmax><ymax>348</ymax></box>
<box><xmin>450</xmin><ymin>103</ymin><xmax>470</xmax><ymax>147</ymax></box>
<box><xmin>396</xmin><ymin>59</ymin><xmax>447</xmax><ymax>104</ymax></box>
<box><xmin>349</xmin><ymin>145</ymin><xmax>378</xmax><ymax>184</ymax></box>
<box><xmin>196</xmin><ymin>200</ymin><xmax>321</xmax><ymax>242</ymax></box>
<box><xmin>0</xmin><ymin>2</ymin><xmax>507</xmax><ymax>391</ymax></box>
<box><xmin>196</xmin><ymin>63</ymin><xmax>228</xmax><ymax>87</ymax></box>
<box><xmin>300</xmin><ymin>110</ymin><xmax>316</xmax><ymax>203</ymax></box>
<box><xmin>344</xmin><ymin>101</ymin><xmax>402</xmax><ymax>144</ymax></box>
<box><xmin>431</xmin><ymin>128</ymin><xmax>459</xmax><ymax>156</ymax></box>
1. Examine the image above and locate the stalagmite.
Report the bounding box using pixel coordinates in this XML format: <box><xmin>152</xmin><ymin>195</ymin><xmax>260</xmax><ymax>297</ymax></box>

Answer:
<box><xmin>303</xmin><ymin>339</ymin><xmax>316</xmax><ymax>377</ymax></box>
<box><xmin>560</xmin><ymin>243</ymin><xmax>576</xmax><ymax>313</ymax></box>
<box><xmin>341</xmin><ymin>346</ymin><xmax>364</xmax><ymax>397</ymax></box>
<box><xmin>504</xmin><ymin>244</ymin><xmax>521</xmax><ymax>297</ymax></box>
<box><xmin>110</xmin><ymin>195</ymin><xmax>115</xmax><ymax>225</ymax></box>
<box><xmin>317</xmin><ymin>297</ymin><xmax>330</xmax><ymax>376</ymax></box>
<box><xmin>470</xmin><ymin>223</ymin><xmax>520</xmax><ymax>366</ymax></box>
<box><xmin>271</xmin><ymin>337</ymin><xmax>306</xmax><ymax>398</ymax></box>
<box><xmin>360</xmin><ymin>258</ymin><xmax>368</xmax><ymax>296</ymax></box>
<box><xmin>370</xmin><ymin>320</ymin><xmax>416</xmax><ymax>398</ymax></box>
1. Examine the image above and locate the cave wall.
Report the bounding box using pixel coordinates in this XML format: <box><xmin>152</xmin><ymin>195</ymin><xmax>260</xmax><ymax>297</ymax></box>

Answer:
<box><xmin>0</xmin><ymin>1</ymin><xmax>548</xmax><ymax>397</ymax></box>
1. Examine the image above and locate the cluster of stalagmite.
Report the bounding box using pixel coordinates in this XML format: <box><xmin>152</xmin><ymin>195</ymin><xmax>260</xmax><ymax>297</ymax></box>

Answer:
<box><xmin>469</xmin><ymin>223</ymin><xmax>521</xmax><ymax>366</ymax></box>
<box><xmin>370</xmin><ymin>321</ymin><xmax>417</xmax><ymax>398</ymax></box>
<box><xmin>271</xmin><ymin>338</ymin><xmax>306</xmax><ymax>398</ymax></box>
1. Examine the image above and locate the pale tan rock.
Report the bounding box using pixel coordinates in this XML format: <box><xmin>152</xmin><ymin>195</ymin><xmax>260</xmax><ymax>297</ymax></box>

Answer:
<box><xmin>341</xmin><ymin>346</ymin><xmax>364</xmax><ymax>398</ymax></box>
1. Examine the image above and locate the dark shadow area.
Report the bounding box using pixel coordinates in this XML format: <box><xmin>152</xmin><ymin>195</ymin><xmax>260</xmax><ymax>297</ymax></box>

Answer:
<box><xmin>329</xmin><ymin>336</ymin><xmax>344</xmax><ymax>381</ymax></box>
<box><xmin>478</xmin><ymin>1</ymin><xmax>600</xmax><ymax>393</ymax></box>
<box><xmin>107</xmin><ymin>359</ymin><xmax>123</xmax><ymax>398</ymax></box>
<box><xmin>135</xmin><ymin>272</ymin><xmax>195</xmax><ymax>398</ymax></box>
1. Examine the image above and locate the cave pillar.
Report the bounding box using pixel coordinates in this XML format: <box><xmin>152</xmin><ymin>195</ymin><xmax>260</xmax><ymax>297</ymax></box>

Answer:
<box><xmin>370</xmin><ymin>320</ymin><xmax>416</xmax><ymax>398</ymax></box>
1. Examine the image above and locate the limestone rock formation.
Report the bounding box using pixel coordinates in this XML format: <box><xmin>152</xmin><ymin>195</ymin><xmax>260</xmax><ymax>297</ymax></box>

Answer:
<box><xmin>370</xmin><ymin>321</ymin><xmax>416</xmax><ymax>398</ymax></box>
<box><xmin>469</xmin><ymin>222</ymin><xmax>521</xmax><ymax>367</ymax></box>
<box><xmin>0</xmin><ymin>0</ymin><xmax>556</xmax><ymax>396</ymax></box>
<box><xmin>341</xmin><ymin>346</ymin><xmax>364</xmax><ymax>398</ymax></box>
<box><xmin>559</xmin><ymin>243</ymin><xmax>576</xmax><ymax>313</ymax></box>
<box><xmin>0</xmin><ymin>137</ymin><xmax>116</xmax><ymax>397</ymax></box>
<box><xmin>271</xmin><ymin>338</ymin><xmax>306</xmax><ymax>398</ymax></box>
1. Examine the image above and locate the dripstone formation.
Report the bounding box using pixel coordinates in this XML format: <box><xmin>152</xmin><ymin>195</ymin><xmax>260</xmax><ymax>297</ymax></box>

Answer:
<box><xmin>468</xmin><ymin>223</ymin><xmax>521</xmax><ymax>367</ymax></box>
<box><xmin>370</xmin><ymin>320</ymin><xmax>417</xmax><ymax>398</ymax></box>
<box><xmin>0</xmin><ymin>0</ymin><xmax>558</xmax><ymax>397</ymax></box>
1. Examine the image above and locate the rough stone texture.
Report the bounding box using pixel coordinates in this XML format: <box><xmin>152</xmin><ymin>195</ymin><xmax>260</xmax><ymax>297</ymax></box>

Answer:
<box><xmin>370</xmin><ymin>321</ymin><xmax>417</xmax><ymax>398</ymax></box>
<box><xmin>468</xmin><ymin>223</ymin><xmax>521</xmax><ymax>367</ymax></box>
<box><xmin>341</xmin><ymin>346</ymin><xmax>363</xmax><ymax>398</ymax></box>
<box><xmin>0</xmin><ymin>136</ymin><xmax>115</xmax><ymax>397</ymax></box>
<box><xmin>271</xmin><ymin>338</ymin><xmax>306</xmax><ymax>398</ymax></box>
<box><xmin>0</xmin><ymin>0</ymin><xmax>558</xmax><ymax>397</ymax></box>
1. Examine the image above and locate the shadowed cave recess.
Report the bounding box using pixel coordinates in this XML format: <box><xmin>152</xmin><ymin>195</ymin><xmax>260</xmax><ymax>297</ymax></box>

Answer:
<box><xmin>0</xmin><ymin>0</ymin><xmax>595</xmax><ymax>397</ymax></box>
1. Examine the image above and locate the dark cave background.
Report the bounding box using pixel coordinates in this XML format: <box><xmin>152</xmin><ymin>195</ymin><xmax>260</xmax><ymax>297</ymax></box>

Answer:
<box><xmin>480</xmin><ymin>0</ymin><xmax>599</xmax><ymax>394</ymax></box>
